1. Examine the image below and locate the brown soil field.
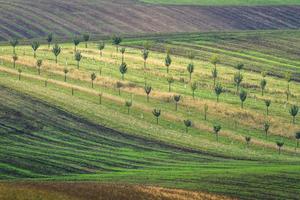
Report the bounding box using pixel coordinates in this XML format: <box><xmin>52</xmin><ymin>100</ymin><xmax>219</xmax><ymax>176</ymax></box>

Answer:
<box><xmin>0</xmin><ymin>182</ymin><xmax>234</xmax><ymax>200</ymax></box>
<box><xmin>0</xmin><ymin>0</ymin><xmax>300</xmax><ymax>40</ymax></box>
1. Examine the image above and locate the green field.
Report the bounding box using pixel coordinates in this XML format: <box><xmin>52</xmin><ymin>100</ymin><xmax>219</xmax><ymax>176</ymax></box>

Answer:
<box><xmin>0</xmin><ymin>30</ymin><xmax>300</xmax><ymax>199</ymax></box>
<box><xmin>140</xmin><ymin>0</ymin><xmax>300</xmax><ymax>6</ymax></box>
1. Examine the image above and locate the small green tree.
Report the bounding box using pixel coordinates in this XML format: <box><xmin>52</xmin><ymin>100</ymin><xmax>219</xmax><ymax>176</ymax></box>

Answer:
<box><xmin>289</xmin><ymin>105</ymin><xmax>299</xmax><ymax>124</ymax></box>
<box><xmin>98</xmin><ymin>41</ymin><xmax>105</xmax><ymax>57</ymax></box>
<box><xmin>167</xmin><ymin>76</ymin><xmax>174</xmax><ymax>92</ymax></box>
<box><xmin>12</xmin><ymin>54</ymin><xmax>18</xmax><ymax>68</ymax></box>
<box><xmin>234</xmin><ymin>72</ymin><xmax>243</xmax><ymax>93</ymax></box>
<box><xmin>142</xmin><ymin>49</ymin><xmax>149</xmax><ymax>69</ymax></box>
<box><xmin>91</xmin><ymin>72</ymin><xmax>97</xmax><ymax>88</ymax></box>
<box><xmin>74</xmin><ymin>51</ymin><xmax>82</xmax><ymax>69</ymax></box>
<box><xmin>120</xmin><ymin>47</ymin><xmax>126</xmax><ymax>63</ymax></box>
<box><xmin>174</xmin><ymin>95</ymin><xmax>181</xmax><ymax>111</ymax></box>
<box><xmin>211</xmin><ymin>68</ymin><xmax>218</xmax><ymax>87</ymax></box>
<box><xmin>52</xmin><ymin>44</ymin><xmax>61</xmax><ymax>63</ymax></box>
<box><xmin>125</xmin><ymin>100</ymin><xmax>132</xmax><ymax>114</ymax></box>
<box><xmin>204</xmin><ymin>104</ymin><xmax>208</xmax><ymax>120</ymax></box>
<box><xmin>187</xmin><ymin>63</ymin><xmax>194</xmax><ymax>81</ymax></box>
<box><xmin>83</xmin><ymin>34</ymin><xmax>90</xmax><ymax>48</ymax></box>
<box><xmin>73</xmin><ymin>37</ymin><xmax>81</xmax><ymax>52</ymax></box>
<box><xmin>10</xmin><ymin>38</ymin><xmax>19</xmax><ymax>54</ymax></box>
<box><xmin>119</xmin><ymin>63</ymin><xmax>128</xmax><ymax>80</ymax></box>
<box><xmin>31</xmin><ymin>41</ymin><xmax>40</xmax><ymax>58</ymax></box>
<box><xmin>210</xmin><ymin>55</ymin><xmax>220</xmax><ymax>70</ymax></box>
<box><xmin>264</xmin><ymin>99</ymin><xmax>271</xmax><ymax>115</ymax></box>
<box><xmin>112</xmin><ymin>35</ymin><xmax>122</xmax><ymax>52</ymax></box>
<box><xmin>264</xmin><ymin>121</ymin><xmax>270</xmax><ymax>139</ymax></box>
<box><xmin>63</xmin><ymin>68</ymin><xmax>69</xmax><ymax>82</ymax></box>
<box><xmin>213</xmin><ymin>124</ymin><xmax>221</xmax><ymax>141</ymax></box>
<box><xmin>276</xmin><ymin>141</ymin><xmax>284</xmax><ymax>155</ymax></box>
<box><xmin>236</xmin><ymin>63</ymin><xmax>244</xmax><ymax>74</ymax></box>
<box><xmin>165</xmin><ymin>54</ymin><xmax>172</xmax><ymax>73</ymax></box>
<box><xmin>260</xmin><ymin>79</ymin><xmax>267</xmax><ymax>96</ymax></box>
<box><xmin>17</xmin><ymin>68</ymin><xmax>22</xmax><ymax>80</ymax></box>
<box><xmin>245</xmin><ymin>136</ymin><xmax>251</xmax><ymax>147</ymax></box>
<box><xmin>184</xmin><ymin>120</ymin><xmax>192</xmax><ymax>133</ymax></box>
<box><xmin>295</xmin><ymin>132</ymin><xmax>300</xmax><ymax>148</ymax></box>
<box><xmin>214</xmin><ymin>83</ymin><xmax>223</xmax><ymax>102</ymax></box>
<box><xmin>152</xmin><ymin>109</ymin><xmax>161</xmax><ymax>124</ymax></box>
<box><xmin>36</xmin><ymin>59</ymin><xmax>43</xmax><ymax>75</ymax></box>
<box><xmin>144</xmin><ymin>85</ymin><xmax>152</xmax><ymax>102</ymax></box>
<box><xmin>239</xmin><ymin>90</ymin><xmax>247</xmax><ymax>108</ymax></box>
<box><xmin>47</xmin><ymin>33</ymin><xmax>53</xmax><ymax>48</ymax></box>
<box><xmin>191</xmin><ymin>82</ymin><xmax>197</xmax><ymax>99</ymax></box>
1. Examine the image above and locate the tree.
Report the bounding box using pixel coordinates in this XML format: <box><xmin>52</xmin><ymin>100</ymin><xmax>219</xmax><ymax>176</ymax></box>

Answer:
<box><xmin>17</xmin><ymin>68</ymin><xmax>22</xmax><ymax>80</ymax></box>
<box><xmin>245</xmin><ymin>136</ymin><xmax>251</xmax><ymax>147</ymax></box>
<box><xmin>173</xmin><ymin>95</ymin><xmax>181</xmax><ymax>111</ymax></box>
<box><xmin>213</xmin><ymin>124</ymin><xmax>221</xmax><ymax>141</ymax></box>
<box><xmin>239</xmin><ymin>90</ymin><xmax>247</xmax><ymax>108</ymax></box>
<box><xmin>152</xmin><ymin>109</ymin><xmax>161</xmax><ymax>124</ymax></box>
<box><xmin>289</xmin><ymin>105</ymin><xmax>299</xmax><ymax>124</ymax></box>
<box><xmin>31</xmin><ymin>41</ymin><xmax>40</xmax><ymax>58</ymax></box>
<box><xmin>73</xmin><ymin>37</ymin><xmax>81</xmax><ymax>52</ymax></box>
<box><xmin>276</xmin><ymin>141</ymin><xmax>284</xmax><ymax>155</ymax></box>
<box><xmin>52</xmin><ymin>44</ymin><xmax>61</xmax><ymax>63</ymax></box>
<box><xmin>63</xmin><ymin>68</ymin><xmax>69</xmax><ymax>82</ymax></box>
<box><xmin>98</xmin><ymin>41</ymin><xmax>105</xmax><ymax>57</ymax></box>
<box><xmin>12</xmin><ymin>54</ymin><xmax>18</xmax><ymax>68</ymax></box>
<box><xmin>142</xmin><ymin>49</ymin><xmax>149</xmax><ymax>69</ymax></box>
<box><xmin>204</xmin><ymin>104</ymin><xmax>208</xmax><ymax>120</ymax></box>
<box><xmin>125</xmin><ymin>100</ymin><xmax>132</xmax><ymax>114</ymax></box>
<box><xmin>285</xmin><ymin>72</ymin><xmax>292</xmax><ymax>101</ymax></box>
<box><xmin>187</xmin><ymin>51</ymin><xmax>195</xmax><ymax>63</ymax></box>
<box><xmin>295</xmin><ymin>132</ymin><xmax>300</xmax><ymax>149</ymax></box>
<box><xmin>212</xmin><ymin>68</ymin><xmax>218</xmax><ymax>87</ymax></box>
<box><xmin>234</xmin><ymin>72</ymin><xmax>243</xmax><ymax>93</ymax></box>
<box><xmin>112</xmin><ymin>35</ymin><xmax>122</xmax><ymax>52</ymax></box>
<box><xmin>47</xmin><ymin>33</ymin><xmax>53</xmax><ymax>48</ymax></box>
<box><xmin>236</xmin><ymin>63</ymin><xmax>244</xmax><ymax>73</ymax></box>
<box><xmin>260</xmin><ymin>79</ymin><xmax>267</xmax><ymax>96</ymax></box>
<box><xmin>36</xmin><ymin>59</ymin><xmax>43</xmax><ymax>75</ymax></box>
<box><xmin>264</xmin><ymin>99</ymin><xmax>271</xmax><ymax>115</ymax></box>
<box><xmin>91</xmin><ymin>72</ymin><xmax>97</xmax><ymax>88</ymax></box>
<box><xmin>167</xmin><ymin>76</ymin><xmax>174</xmax><ymax>92</ymax></box>
<box><xmin>120</xmin><ymin>47</ymin><xmax>126</xmax><ymax>63</ymax></box>
<box><xmin>165</xmin><ymin>54</ymin><xmax>172</xmax><ymax>73</ymax></box>
<box><xmin>10</xmin><ymin>38</ymin><xmax>19</xmax><ymax>54</ymax></box>
<box><xmin>116</xmin><ymin>82</ymin><xmax>122</xmax><ymax>96</ymax></box>
<box><xmin>144</xmin><ymin>85</ymin><xmax>152</xmax><ymax>102</ymax></box>
<box><xmin>214</xmin><ymin>83</ymin><xmax>223</xmax><ymax>102</ymax></box>
<box><xmin>74</xmin><ymin>51</ymin><xmax>82</xmax><ymax>69</ymax></box>
<box><xmin>83</xmin><ymin>34</ymin><xmax>90</xmax><ymax>48</ymax></box>
<box><xmin>187</xmin><ymin>63</ymin><xmax>194</xmax><ymax>81</ymax></box>
<box><xmin>210</xmin><ymin>55</ymin><xmax>220</xmax><ymax>69</ymax></box>
<box><xmin>263</xmin><ymin>121</ymin><xmax>270</xmax><ymax>139</ymax></box>
<box><xmin>184</xmin><ymin>120</ymin><xmax>192</xmax><ymax>133</ymax></box>
<box><xmin>119</xmin><ymin>63</ymin><xmax>127</xmax><ymax>80</ymax></box>
<box><xmin>191</xmin><ymin>82</ymin><xmax>197</xmax><ymax>99</ymax></box>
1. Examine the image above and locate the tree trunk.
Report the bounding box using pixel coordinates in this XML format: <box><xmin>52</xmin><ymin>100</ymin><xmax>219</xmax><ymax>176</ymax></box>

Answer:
<box><xmin>175</xmin><ymin>102</ymin><xmax>178</xmax><ymax>111</ymax></box>
<box><xmin>92</xmin><ymin>81</ymin><xmax>94</xmax><ymax>88</ymax></box>
<box><xmin>64</xmin><ymin>75</ymin><xmax>67</xmax><ymax>82</ymax></box>
<box><xmin>168</xmin><ymin>83</ymin><xmax>171</xmax><ymax>92</ymax></box>
<box><xmin>147</xmin><ymin>95</ymin><xmax>149</xmax><ymax>102</ymax></box>
<box><xmin>156</xmin><ymin>117</ymin><xmax>159</xmax><ymax>125</ymax></box>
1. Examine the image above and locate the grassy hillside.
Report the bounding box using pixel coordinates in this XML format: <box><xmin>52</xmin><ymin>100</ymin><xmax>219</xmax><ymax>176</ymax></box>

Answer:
<box><xmin>140</xmin><ymin>0</ymin><xmax>300</xmax><ymax>6</ymax></box>
<box><xmin>0</xmin><ymin>0</ymin><xmax>300</xmax><ymax>40</ymax></box>
<box><xmin>126</xmin><ymin>30</ymin><xmax>300</xmax><ymax>80</ymax></box>
<box><xmin>0</xmin><ymin>31</ymin><xmax>300</xmax><ymax>198</ymax></box>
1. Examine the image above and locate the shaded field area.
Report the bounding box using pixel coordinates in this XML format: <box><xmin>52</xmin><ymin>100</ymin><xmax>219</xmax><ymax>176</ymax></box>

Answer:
<box><xmin>126</xmin><ymin>30</ymin><xmax>300</xmax><ymax>80</ymax></box>
<box><xmin>1</xmin><ymin>0</ymin><xmax>300</xmax><ymax>40</ymax></box>
<box><xmin>0</xmin><ymin>182</ymin><xmax>232</xmax><ymax>200</ymax></box>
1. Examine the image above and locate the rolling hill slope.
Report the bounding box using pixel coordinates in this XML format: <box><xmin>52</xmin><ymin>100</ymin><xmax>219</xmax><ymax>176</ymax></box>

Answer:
<box><xmin>0</xmin><ymin>0</ymin><xmax>300</xmax><ymax>40</ymax></box>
